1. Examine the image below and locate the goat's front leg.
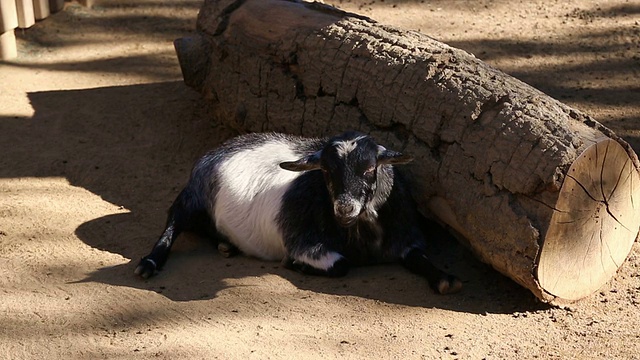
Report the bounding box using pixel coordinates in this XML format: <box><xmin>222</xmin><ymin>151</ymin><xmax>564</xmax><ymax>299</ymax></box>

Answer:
<box><xmin>283</xmin><ymin>246</ymin><xmax>350</xmax><ymax>277</ymax></box>
<box><xmin>402</xmin><ymin>247</ymin><xmax>462</xmax><ymax>294</ymax></box>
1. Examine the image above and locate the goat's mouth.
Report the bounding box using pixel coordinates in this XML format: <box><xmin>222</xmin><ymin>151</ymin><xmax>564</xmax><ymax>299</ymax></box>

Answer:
<box><xmin>336</xmin><ymin>216</ymin><xmax>358</xmax><ymax>228</ymax></box>
<box><xmin>333</xmin><ymin>197</ymin><xmax>362</xmax><ymax>227</ymax></box>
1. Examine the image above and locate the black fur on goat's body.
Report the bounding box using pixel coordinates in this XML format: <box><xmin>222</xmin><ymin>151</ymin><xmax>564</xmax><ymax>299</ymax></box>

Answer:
<box><xmin>135</xmin><ymin>131</ymin><xmax>461</xmax><ymax>294</ymax></box>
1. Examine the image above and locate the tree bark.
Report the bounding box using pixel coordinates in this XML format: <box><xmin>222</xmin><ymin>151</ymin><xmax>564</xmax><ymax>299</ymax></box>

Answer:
<box><xmin>174</xmin><ymin>0</ymin><xmax>640</xmax><ymax>303</ymax></box>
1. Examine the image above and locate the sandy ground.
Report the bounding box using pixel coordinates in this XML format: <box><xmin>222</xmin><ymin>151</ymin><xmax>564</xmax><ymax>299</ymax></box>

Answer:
<box><xmin>1</xmin><ymin>0</ymin><xmax>639</xmax><ymax>358</ymax></box>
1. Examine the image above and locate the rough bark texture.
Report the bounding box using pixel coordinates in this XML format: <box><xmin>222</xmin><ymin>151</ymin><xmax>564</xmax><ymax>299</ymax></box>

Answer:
<box><xmin>174</xmin><ymin>0</ymin><xmax>640</xmax><ymax>303</ymax></box>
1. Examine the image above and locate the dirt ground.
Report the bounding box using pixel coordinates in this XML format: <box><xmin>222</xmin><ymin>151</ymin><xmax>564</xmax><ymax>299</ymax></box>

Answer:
<box><xmin>1</xmin><ymin>0</ymin><xmax>639</xmax><ymax>358</ymax></box>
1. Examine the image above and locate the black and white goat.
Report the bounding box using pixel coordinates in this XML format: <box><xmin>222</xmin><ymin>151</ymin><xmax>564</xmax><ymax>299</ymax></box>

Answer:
<box><xmin>135</xmin><ymin>131</ymin><xmax>461</xmax><ymax>294</ymax></box>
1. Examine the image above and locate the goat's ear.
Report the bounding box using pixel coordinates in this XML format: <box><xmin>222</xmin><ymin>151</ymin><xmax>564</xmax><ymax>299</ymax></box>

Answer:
<box><xmin>377</xmin><ymin>145</ymin><xmax>413</xmax><ymax>165</ymax></box>
<box><xmin>280</xmin><ymin>150</ymin><xmax>322</xmax><ymax>172</ymax></box>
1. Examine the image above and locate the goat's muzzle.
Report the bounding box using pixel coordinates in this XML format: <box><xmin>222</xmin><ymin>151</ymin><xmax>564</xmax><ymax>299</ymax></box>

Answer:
<box><xmin>334</xmin><ymin>196</ymin><xmax>361</xmax><ymax>227</ymax></box>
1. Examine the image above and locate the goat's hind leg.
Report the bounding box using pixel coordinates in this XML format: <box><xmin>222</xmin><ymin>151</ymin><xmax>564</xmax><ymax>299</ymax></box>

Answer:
<box><xmin>189</xmin><ymin>210</ymin><xmax>238</xmax><ymax>258</ymax></box>
<box><xmin>402</xmin><ymin>247</ymin><xmax>462</xmax><ymax>294</ymax></box>
<box><xmin>134</xmin><ymin>187</ymin><xmax>209</xmax><ymax>279</ymax></box>
<box><xmin>135</xmin><ymin>214</ymin><xmax>182</xmax><ymax>279</ymax></box>
<box><xmin>217</xmin><ymin>240</ymin><xmax>239</xmax><ymax>258</ymax></box>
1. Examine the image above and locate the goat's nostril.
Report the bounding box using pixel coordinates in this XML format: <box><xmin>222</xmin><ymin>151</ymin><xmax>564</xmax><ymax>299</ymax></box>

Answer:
<box><xmin>334</xmin><ymin>196</ymin><xmax>359</xmax><ymax>218</ymax></box>
<box><xmin>337</xmin><ymin>203</ymin><xmax>354</xmax><ymax>215</ymax></box>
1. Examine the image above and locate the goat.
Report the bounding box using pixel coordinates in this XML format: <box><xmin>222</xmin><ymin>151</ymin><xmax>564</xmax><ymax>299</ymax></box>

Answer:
<box><xmin>135</xmin><ymin>131</ymin><xmax>461</xmax><ymax>294</ymax></box>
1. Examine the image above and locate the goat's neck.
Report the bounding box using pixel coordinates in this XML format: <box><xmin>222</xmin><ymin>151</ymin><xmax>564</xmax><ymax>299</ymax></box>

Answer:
<box><xmin>366</xmin><ymin>165</ymin><xmax>394</xmax><ymax>217</ymax></box>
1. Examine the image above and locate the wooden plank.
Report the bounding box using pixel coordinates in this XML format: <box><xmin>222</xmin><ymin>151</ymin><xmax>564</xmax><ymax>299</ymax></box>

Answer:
<box><xmin>77</xmin><ymin>0</ymin><xmax>94</xmax><ymax>8</ymax></box>
<box><xmin>15</xmin><ymin>0</ymin><xmax>35</xmax><ymax>28</ymax></box>
<box><xmin>49</xmin><ymin>0</ymin><xmax>64</xmax><ymax>13</ymax></box>
<box><xmin>33</xmin><ymin>0</ymin><xmax>50</xmax><ymax>20</ymax></box>
<box><xmin>0</xmin><ymin>29</ymin><xmax>17</xmax><ymax>59</ymax></box>
<box><xmin>0</xmin><ymin>0</ymin><xmax>19</xmax><ymax>32</ymax></box>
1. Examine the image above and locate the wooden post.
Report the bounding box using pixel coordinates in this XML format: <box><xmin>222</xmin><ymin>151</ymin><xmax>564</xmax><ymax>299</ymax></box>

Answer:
<box><xmin>77</xmin><ymin>0</ymin><xmax>94</xmax><ymax>8</ymax></box>
<box><xmin>0</xmin><ymin>29</ymin><xmax>16</xmax><ymax>59</ymax></box>
<box><xmin>49</xmin><ymin>0</ymin><xmax>64</xmax><ymax>13</ymax></box>
<box><xmin>0</xmin><ymin>0</ymin><xmax>18</xmax><ymax>59</ymax></box>
<box><xmin>0</xmin><ymin>0</ymin><xmax>18</xmax><ymax>31</ymax></box>
<box><xmin>174</xmin><ymin>0</ymin><xmax>640</xmax><ymax>303</ymax></box>
<box><xmin>33</xmin><ymin>0</ymin><xmax>49</xmax><ymax>20</ymax></box>
<box><xmin>15</xmin><ymin>0</ymin><xmax>35</xmax><ymax>28</ymax></box>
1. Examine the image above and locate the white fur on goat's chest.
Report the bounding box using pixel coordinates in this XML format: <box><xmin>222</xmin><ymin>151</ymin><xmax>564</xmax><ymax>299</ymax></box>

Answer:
<box><xmin>212</xmin><ymin>142</ymin><xmax>302</xmax><ymax>261</ymax></box>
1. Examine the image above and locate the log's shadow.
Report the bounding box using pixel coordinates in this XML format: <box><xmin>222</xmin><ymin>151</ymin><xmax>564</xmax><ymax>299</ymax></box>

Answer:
<box><xmin>1</xmin><ymin>82</ymin><xmax>545</xmax><ymax>315</ymax></box>
<box><xmin>77</xmin><ymin>212</ymin><xmax>542</xmax><ymax>314</ymax></box>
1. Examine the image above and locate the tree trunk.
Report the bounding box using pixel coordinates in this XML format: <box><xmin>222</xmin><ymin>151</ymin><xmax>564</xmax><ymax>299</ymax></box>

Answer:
<box><xmin>174</xmin><ymin>0</ymin><xmax>640</xmax><ymax>304</ymax></box>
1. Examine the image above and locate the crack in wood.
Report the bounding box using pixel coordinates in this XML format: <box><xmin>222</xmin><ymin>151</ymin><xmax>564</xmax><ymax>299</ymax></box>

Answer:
<box><xmin>565</xmin><ymin>171</ymin><xmax>630</xmax><ymax>232</ymax></box>
<box><xmin>211</xmin><ymin>0</ymin><xmax>247</xmax><ymax>36</ymax></box>
<box><xmin>523</xmin><ymin>194</ymin><xmax>566</xmax><ymax>213</ymax></box>
<box><xmin>566</xmin><ymin>173</ymin><xmax>599</xmax><ymax>203</ymax></box>
<box><xmin>604</xmin><ymin>206</ymin><xmax>630</xmax><ymax>233</ymax></box>
<box><xmin>598</xmin><ymin>139</ymin><xmax>610</xmax><ymax>204</ymax></box>
<box><xmin>600</xmin><ymin>221</ymin><xmax>620</xmax><ymax>270</ymax></box>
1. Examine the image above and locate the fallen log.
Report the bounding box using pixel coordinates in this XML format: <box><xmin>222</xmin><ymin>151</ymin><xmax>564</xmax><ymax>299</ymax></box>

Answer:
<box><xmin>173</xmin><ymin>0</ymin><xmax>640</xmax><ymax>303</ymax></box>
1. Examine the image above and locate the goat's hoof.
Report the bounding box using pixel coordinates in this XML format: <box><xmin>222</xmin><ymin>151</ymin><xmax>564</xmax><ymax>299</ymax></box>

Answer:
<box><xmin>217</xmin><ymin>241</ymin><xmax>239</xmax><ymax>258</ymax></box>
<box><xmin>134</xmin><ymin>257</ymin><xmax>157</xmax><ymax>279</ymax></box>
<box><xmin>436</xmin><ymin>276</ymin><xmax>463</xmax><ymax>295</ymax></box>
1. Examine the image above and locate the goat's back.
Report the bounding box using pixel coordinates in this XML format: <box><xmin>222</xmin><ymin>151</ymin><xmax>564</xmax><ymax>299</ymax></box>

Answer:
<box><xmin>198</xmin><ymin>133</ymin><xmax>323</xmax><ymax>260</ymax></box>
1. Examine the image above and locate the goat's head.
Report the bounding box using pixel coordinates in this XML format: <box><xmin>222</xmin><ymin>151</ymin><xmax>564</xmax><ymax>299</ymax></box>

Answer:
<box><xmin>280</xmin><ymin>131</ymin><xmax>412</xmax><ymax>227</ymax></box>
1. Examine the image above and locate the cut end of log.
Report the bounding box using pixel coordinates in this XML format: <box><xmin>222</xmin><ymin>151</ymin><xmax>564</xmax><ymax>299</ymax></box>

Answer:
<box><xmin>537</xmin><ymin>139</ymin><xmax>640</xmax><ymax>301</ymax></box>
<box><xmin>174</xmin><ymin>36</ymin><xmax>210</xmax><ymax>89</ymax></box>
